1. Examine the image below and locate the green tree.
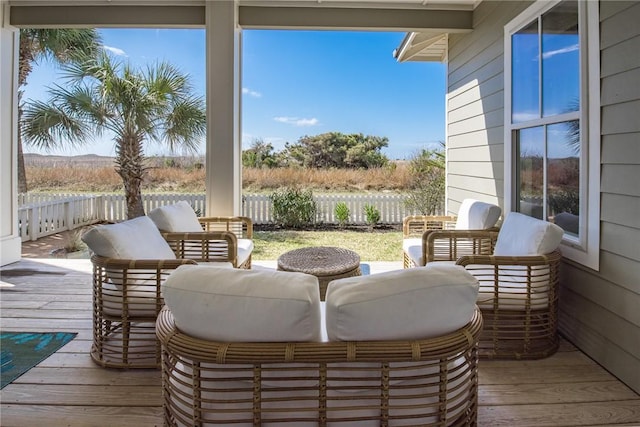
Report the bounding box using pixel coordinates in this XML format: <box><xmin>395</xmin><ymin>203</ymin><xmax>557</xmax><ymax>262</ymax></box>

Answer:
<box><xmin>284</xmin><ymin>132</ymin><xmax>389</xmax><ymax>169</ymax></box>
<box><xmin>242</xmin><ymin>139</ymin><xmax>278</xmax><ymax>168</ymax></box>
<box><xmin>18</xmin><ymin>29</ymin><xmax>102</xmax><ymax>193</ymax></box>
<box><xmin>22</xmin><ymin>52</ymin><xmax>206</xmax><ymax>218</ymax></box>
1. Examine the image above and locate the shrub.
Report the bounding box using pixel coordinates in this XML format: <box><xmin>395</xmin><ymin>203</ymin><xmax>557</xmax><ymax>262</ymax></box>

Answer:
<box><xmin>270</xmin><ymin>187</ymin><xmax>317</xmax><ymax>228</ymax></box>
<box><xmin>403</xmin><ymin>146</ymin><xmax>445</xmax><ymax>215</ymax></box>
<box><xmin>548</xmin><ymin>188</ymin><xmax>579</xmax><ymax>215</ymax></box>
<box><xmin>334</xmin><ymin>202</ymin><xmax>350</xmax><ymax>227</ymax></box>
<box><xmin>63</xmin><ymin>228</ymin><xmax>87</xmax><ymax>253</ymax></box>
<box><xmin>363</xmin><ymin>203</ymin><xmax>381</xmax><ymax>231</ymax></box>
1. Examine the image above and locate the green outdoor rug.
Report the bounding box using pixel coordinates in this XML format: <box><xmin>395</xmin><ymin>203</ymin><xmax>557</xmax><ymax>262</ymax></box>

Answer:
<box><xmin>1</xmin><ymin>332</ymin><xmax>77</xmax><ymax>389</ymax></box>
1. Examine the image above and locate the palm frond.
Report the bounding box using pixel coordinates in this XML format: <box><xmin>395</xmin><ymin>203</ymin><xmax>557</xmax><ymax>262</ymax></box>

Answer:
<box><xmin>163</xmin><ymin>96</ymin><xmax>206</xmax><ymax>153</ymax></box>
<box><xmin>21</xmin><ymin>99</ymin><xmax>92</xmax><ymax>150</ymax></box>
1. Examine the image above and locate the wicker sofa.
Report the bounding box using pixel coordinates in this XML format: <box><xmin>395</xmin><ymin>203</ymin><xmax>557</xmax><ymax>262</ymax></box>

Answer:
<box><xmin>157</xmin><ymin>264</ymin><xmax>482</xmax><ymax>426</ymax></box>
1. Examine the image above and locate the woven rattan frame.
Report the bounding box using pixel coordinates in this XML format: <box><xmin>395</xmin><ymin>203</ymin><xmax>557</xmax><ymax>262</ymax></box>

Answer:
<box><xmin>160</xmin><ymin>216</ymin><xmax>253</xmax><ymax>269</ymax></box>
<box><xmin>157</xmin><ymin>307</ymin><xmax>482</xmax><ymax>426</ymax></box>
<box><xmin>200</xmin><ymin>216</ymin><xmax>253</xmax><ymax>268</ymax></box>
<box><xmin>402</xmin><ymin>215</ymin><xmax>457</xmax><ymax>268</ymax></box>
<box><xmin>456</xmin><ymin>249</ymin><xmax>562</xmax><ymax>360</ymax></box>
<box><xmin>90</xmin><ymin>255</ymin><xmax>197</xmax><ymax>369</ymax></box>
<box><xmin>423</xmin><ymin>230</ymin><xmax>499</xmax><ymax>265</ymax></box>
<box><xmin>162</xmin><ymin>231</ymin><xmax>241</xmax><ymax>266</ymax></box>
<box><xmin>277</xmin><ymin>247</ymin><xmax>361</xmax><ymax>300</ymax></box>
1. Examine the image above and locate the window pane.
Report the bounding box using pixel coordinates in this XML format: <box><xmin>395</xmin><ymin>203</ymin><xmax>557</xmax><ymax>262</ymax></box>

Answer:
<box><xmin>542</xmin><ymin>0</ymin><xmax>579</xmax><ymax>117</ymax></box>
<box><xmin>516</xmin><ymin>126</ymin><xmax>544</xmax><ymax>219</ymax></box>
<box><xmin>512</xmin><ymin>20</ymin><xmax>539</xmax><ymax>123</ymax></box>
<box><xmin>547</xmin><ymin>121</ymin><xmax>580</xmax><ymax>236</ymax></box>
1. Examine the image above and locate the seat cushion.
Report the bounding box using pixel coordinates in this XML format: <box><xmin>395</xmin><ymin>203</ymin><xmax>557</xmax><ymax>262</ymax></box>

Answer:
<box><xmin>82</xmin><ymin>216</ymin><xmax>176</xmax><ymax>259</ymax></box>
<box><xmin>402</xmin><ymin>238</ymin><xmax>423</xmax><ymax>267</ymax></box>
<box><xmin>148</xmin><ymin>201</ymin><xmax>203</xmax><ymax>232</ymax></box>
<box><xmin>162</xmin><ymin>265</ymin><xmax>322</xmax><ymax>342</ymax></box>
<box><xmin>455</xmin><ymin>198</ymin><xmax>502</xmax><ymax>230</ymax></box>
<box><xmin>237</xmin><ymin>238</ymin><xmax>254</xmax><ymax>265</ymax></box>
<box><xmin>324</xmin><ymin>264</ymin><xmax>478</xmax><ymax>341</ymax></box>
<box><xmin>494</xmin><ymin>212</ymin><xmax>564</xmax><ymax>256</ymax></box>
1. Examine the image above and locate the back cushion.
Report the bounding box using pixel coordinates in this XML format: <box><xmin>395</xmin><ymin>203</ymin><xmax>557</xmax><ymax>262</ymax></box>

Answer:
<box><xmin>324</xmin><ymin>264</ymin><xmax>479</xmax><ymax>341</ymax></box>
<box><xmin>455</xmin><ymin>198</ymin><xmax>502</xmax><ymax>230</ymax></box>
<box><xmin>494</xmin><ymin>212</ymin><xmax>564</xmax><ymax>256</ymax></box>
<box><xmin>81</xmin><ymin>216</ymin><xmax>176</xmax><ymax>259</ymax></box>
<box><xmin>162</xmin><ymin>265</ymin><xmax>322</xmax><ymax>342</ymax></box>
<box><xmin>148</xmin><ymin>201</ymin><xmax>203</xmax><ymax>232</ymax></box>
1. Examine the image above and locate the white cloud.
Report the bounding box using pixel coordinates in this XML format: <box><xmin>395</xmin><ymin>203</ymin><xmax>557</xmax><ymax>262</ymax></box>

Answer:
<box><xmin>102</xmin><ymin>45</ymin><xmax>127</xmax><ymax>56</ymax></box>
<box><xmin>511</xmin><ymin>111</ymin><xmax>539</xmax><ymax>122</ymax></box>
<box><xmin>542</xmin><ymin>44</ymin><xmax>579</xmax><ymax>59</ymax></box>
<box><xmin>274</xmin><ymin>116</ymin><xmax>319</xmax><ymax>127</ymax></box>
<box><xmin>242</xmin><ymin>87</ymin><xmax>262</xmax><ymax>98</ymax></box>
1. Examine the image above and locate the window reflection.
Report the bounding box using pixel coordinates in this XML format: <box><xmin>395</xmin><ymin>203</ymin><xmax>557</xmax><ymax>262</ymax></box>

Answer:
<box><xmin>547</xmin><ymin>121</ymin><xmax>580</xmax><ymax>236</ymax></box>
<box><xmin>542</xmin><ymin>0</ymin><xmax>579</xmax><ymax>117</ymax></box>
<box><xmin>517</xmin><ymin>127</ymin><xmax>544</xmax><ymax>219</ymax></box>
<box><xmin>512</xmin><ymin>20</ymin><xmax>539</xmax><ymax>123</ymax></box>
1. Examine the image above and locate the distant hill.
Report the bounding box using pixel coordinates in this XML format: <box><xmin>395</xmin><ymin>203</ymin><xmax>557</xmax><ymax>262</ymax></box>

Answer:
<box><xmin>24</xmin><ymin>153</ymin><xmax>115</xmax><ymax>167</ymax></box>
<box><xmin>23</xmin><ymin>153</ymin><xmax>206</xmax><ymax>168</ymax></box>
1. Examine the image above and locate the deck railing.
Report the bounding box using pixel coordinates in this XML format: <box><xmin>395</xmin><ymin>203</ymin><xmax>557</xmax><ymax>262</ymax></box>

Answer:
<box><xmin>17</xmin><ymin>192</ymin><xmax>433</xmax><ymax>241</ymax></box>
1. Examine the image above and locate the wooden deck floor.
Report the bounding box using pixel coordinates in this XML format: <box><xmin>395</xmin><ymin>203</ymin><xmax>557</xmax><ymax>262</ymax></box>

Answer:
<box><xmin>1</xmin><ymin>258</ymin><xmax>639</xmax><ymax>427</ymax></box>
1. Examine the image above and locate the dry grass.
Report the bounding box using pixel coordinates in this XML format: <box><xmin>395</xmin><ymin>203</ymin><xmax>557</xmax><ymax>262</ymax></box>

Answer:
<box><xmin>243</xmin><ymin>165</ymin><xmax>412</xmax><ymax>192</ymax></box>
<box><xmin>26</xmin><ymin>163</ymin><xmax>413</xmax><ymax>193</ymax></box>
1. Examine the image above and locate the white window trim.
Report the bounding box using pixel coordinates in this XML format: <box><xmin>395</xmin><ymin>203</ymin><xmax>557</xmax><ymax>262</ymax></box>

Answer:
<box><xmin>504</xmin><ymin>0</ymin><xmax>600</xmax><ymax>271</ymax></box>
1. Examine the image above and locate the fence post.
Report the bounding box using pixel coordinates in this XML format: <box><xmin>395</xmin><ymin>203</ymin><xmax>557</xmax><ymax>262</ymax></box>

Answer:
<box><xmin>30</xmin><ymin>207</ymin><xmax>39</xmax><ymax>241</ymax></box>
<box><xmin>65</xmin><ymin>200</ymin><xmax>74</xmax><ymax>231</ymax></box>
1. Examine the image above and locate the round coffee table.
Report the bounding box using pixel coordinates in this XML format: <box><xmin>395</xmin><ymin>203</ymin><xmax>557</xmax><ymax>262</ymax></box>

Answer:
<box><xmin>277</xmin><ymin>246</ymin><xmax>361</xmax><ymax>300</ymax></box>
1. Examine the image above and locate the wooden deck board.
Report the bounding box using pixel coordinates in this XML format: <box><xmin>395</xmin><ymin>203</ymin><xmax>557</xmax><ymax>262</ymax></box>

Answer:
<box><xmin>2</xmin><ymin>258</ymin><xmax>639</xmax><ymax>427</ymax></box>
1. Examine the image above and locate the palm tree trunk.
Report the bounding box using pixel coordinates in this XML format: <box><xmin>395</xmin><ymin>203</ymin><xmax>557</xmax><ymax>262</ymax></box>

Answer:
<box><xmin>115</xmin><ymin>136</ymin><xmax>146</xmax><ymax>219</ymax></box>
<box><xmin>17</xmin><ymin>133</ymin><xmax>28</xmax><ymax>194</ymax></box>
<box><xmin>17</xmin><ymin>89</ymin><xmax>28</xmax><ymax>194</ymax></box>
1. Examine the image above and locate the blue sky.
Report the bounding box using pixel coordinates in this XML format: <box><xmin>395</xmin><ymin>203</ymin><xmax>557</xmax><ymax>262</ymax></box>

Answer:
<box><xmin>23</xmin><ymin>28</ymin><xmax>446</xmax><ymax>160</ymax></box>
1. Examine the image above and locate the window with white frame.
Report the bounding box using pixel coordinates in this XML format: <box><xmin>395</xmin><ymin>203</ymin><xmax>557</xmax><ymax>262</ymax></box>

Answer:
<box><xmin>505</xmin><ymin>0</ymin><xmax>600</xmax><ymax>270</ymax></box>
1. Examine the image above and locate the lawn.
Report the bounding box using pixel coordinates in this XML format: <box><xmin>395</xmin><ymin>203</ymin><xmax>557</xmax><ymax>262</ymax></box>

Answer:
<box><xmin>253</xmin><ymin>229</ymin><xmax>403</xmax><ymax>261</ymax></box>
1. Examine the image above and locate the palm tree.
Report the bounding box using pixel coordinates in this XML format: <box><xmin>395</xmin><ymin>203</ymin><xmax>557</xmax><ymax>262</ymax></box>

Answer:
<box><xmin>18</xmin><ymin>29</ymin><xmax>102</xmax><ymax>193</ymax></box>
<box><xmin>21</xmin><ymin>52</ymin><xmax>206</xmax><ymax>218</ymax></box>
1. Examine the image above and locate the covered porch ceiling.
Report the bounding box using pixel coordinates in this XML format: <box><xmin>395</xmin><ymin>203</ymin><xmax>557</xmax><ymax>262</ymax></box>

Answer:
<box><xmin>7</xmin><ymin>0</ymin><xmax>477</xmax><ymax>32</ymax></box>
<box><xmin>8</xmin><ymin>0</ymin><xmax>473</xmax><ymax>64</ymax></box>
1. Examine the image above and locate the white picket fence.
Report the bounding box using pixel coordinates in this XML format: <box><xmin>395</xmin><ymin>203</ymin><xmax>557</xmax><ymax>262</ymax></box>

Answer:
<box><xmin>17</xmin><ymin>192</ymin><xmax>427</xmax><ymax>241</ymax></box>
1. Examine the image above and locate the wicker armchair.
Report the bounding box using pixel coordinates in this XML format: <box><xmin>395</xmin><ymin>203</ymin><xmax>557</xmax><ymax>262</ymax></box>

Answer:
<box><xmin>403</xmin><ymin>199</ymin><xmax>501</xmax><ymax>268</ymax></box>
<box><xmin>90</xmin><ymin>255</ymin><xmax>195</xmax><ymax>368</ymax></box>
<box><xmin>425</xmin><ymin>212</ymin><xmax>564</xmax><ymax>359</ymax></box>
<box><xmin>157</xmin><ymin>264</ymin><xmax>482</xmax><ymax>426</ymax></box>
<box><xmin>149</xmin><ymin>202</ymin><xmax>253</xmax><ymax>269</ymax></box>
<box><xmin>82</xmin><ymin>216</ymin><xmax>197</xmax><ymax>368</ymax></box>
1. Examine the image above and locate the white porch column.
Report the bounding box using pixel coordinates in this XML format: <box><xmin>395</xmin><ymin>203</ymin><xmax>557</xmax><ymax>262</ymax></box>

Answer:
<box><xmin>205</xmin><ymin>1</ymin><xmax>242</xmax><ymax>216</ymax></box>
<box><xmin>0</xmin><ymin>5</ymin><xmax>20</xmax><ymax>266</ymax></box>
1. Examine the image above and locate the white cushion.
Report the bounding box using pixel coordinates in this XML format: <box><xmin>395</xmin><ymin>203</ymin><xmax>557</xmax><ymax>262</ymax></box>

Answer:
<box><xmin>455</xmin><ymin>198</ymin><xmax>502</xmax><ymax>230</ymax></box>
<box><xmin>148</xmin><ymin>201</ymin><xmax>203</xmax><ymax>232</ymax></box>
<box><xmin>494</xmin><ymin>212</ymin><xmax>564</xmax><ymax>256</ymax></box>
<box><xmin>162</xmin><ymin>265</ymin><xmax>322</xmax><ymax>342</ymax></box>
<box><xmin>237</xmin><ymin>238</ymin><xmax>254</xmax><ymax>265</ymax></box>
<box><xmin>81</xmin><ymin>216</ymin><xmax>176</xmax><ymax>259</ymax></box>
<box><xmin>402</xmin><ymin>238</ymin><xmax>423</xmax><ymax>266</ymax></box>
<box><xmin>325</xmin><ymin>264</ymin><xmax>479</xmax><ymax>341</ymax></box>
